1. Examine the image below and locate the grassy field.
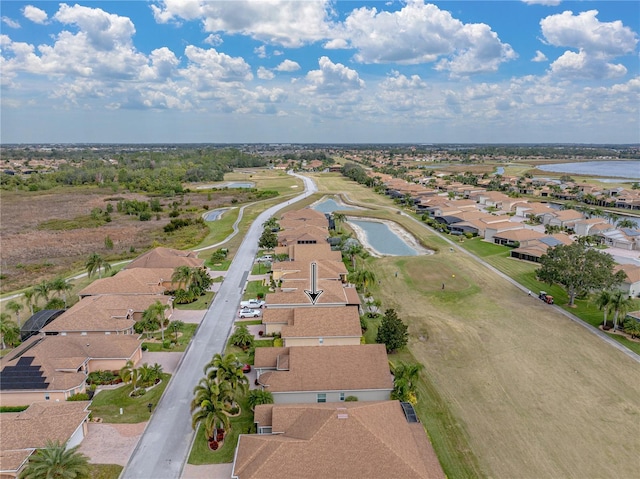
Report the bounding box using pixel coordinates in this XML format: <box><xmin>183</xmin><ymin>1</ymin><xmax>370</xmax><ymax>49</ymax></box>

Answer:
<box><xmin>315</xmin><ymin>174</ymin><xmax>640</xmax><ymax>479</ymax></box>
<box><xmin>174</xmin><ymin>291</ymin><xmax>214</xmax><ymax>310</ymax></box>
<box><xmin>88</xmin><ymin>464</ymin><xmax>123</xmax><ymax>479</ymax></box>
<box><xmin>142</xmin><ymin>323</ymin><xmax>198</xmax><ymax>352</ymax></box>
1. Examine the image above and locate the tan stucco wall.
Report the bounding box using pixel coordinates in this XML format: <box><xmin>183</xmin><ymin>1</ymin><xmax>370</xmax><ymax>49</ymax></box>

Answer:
<box><xmin>283</xmin><ymin>337</ymin><xmax>361</xmax><ymax>347</ymax></box>
<box><xmin>0</xmin><ymin>389</ymin><xmax>73</xmax><ymax>407</ymax></box>
<box><xmin>265</xmin><ymin>324</ymin><xmax>284</xmax><ymax>335</ymax></box>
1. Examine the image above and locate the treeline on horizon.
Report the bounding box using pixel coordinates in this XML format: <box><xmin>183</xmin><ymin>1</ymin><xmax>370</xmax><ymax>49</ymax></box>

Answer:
<box><xmin>0</xmin><ymin>147</ymin><xmax>268</xmax><ymax>194</ymax></box>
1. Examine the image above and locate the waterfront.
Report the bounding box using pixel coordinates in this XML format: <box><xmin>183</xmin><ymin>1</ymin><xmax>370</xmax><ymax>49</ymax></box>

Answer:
<box><xmin>348</xmin><ymin>218</ymin><xmax>428</xmax><ymax>256</ymax></box>
<box><xmin>538</xmin><ymin>160</ymin><xmax>640</xmax><ymax>180</ymax></box>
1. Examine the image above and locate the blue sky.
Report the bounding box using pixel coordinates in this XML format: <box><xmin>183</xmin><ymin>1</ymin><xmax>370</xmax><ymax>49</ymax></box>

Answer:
<box><xmin>1</xmin><ymin>1</ymin><xmax>638</xmax><ymax>144</ymax></box>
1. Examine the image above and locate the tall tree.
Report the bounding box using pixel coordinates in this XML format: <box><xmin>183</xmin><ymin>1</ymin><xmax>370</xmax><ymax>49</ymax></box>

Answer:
<box><xmin>0</xmin><ymin>313</ymin><xmax>20</xmax><ymax>350</ymax></box>
<box><xmin>191</xmin><ymin>378</ymin><xmax>232</xmax><ymax>440</ymax></box>
<box><xmin>391</xmin><ymin>362</ymin><xmax>423</xmax><ymax>404</ymax></box>
<box><xmin>119</xmin><ymin>360</ymin><xmax>140</xmax><ymax>390</ymax></box>
<box><xmin>609</xmin><ymin>291</ymin><xmax>635</xmax><ymax>330</ymax></box>
<box><xmin>19</xmin><ymin>440</ymin><xmax>90</xmax><ymax>479</ymax></box>
<box><xmin>617</xmin><ymin>218</ymin><xmax>638</xmax><ymax>229</ymax></box>
<box><xmin>205</xmin><ymin>353</ymin><xmax>249</xmax><ymax>399</ymax></box>
<box><xmin>23</xmin><ymin>289</ymin><xmax>36</xmax><ymax>315</ymax></box>
<box><xmin>86</xmin><ymin>253</ymin><xmax>111</xmax><ymax>279</ymax></box>
<box><xmin>594</xmin><ymin>290</ymin><xmax>613</xmax><ymax>328</ymax></box>
<box><xmin>33</xmin><ymin>280</ymin><xmax>51</xmax><ymax>306</ymax></box>
<box><xmin>171</xmin><ymin>265</ymin><xmax>192</xmax><ymax>290</ymax></box>
<box><xmin>6</xmin><ymin>300</ymin><xmax>24</xmax><ymax>327</ymax></box>
<box><xmin>229</xmin><ymin>324</ymin><xmax>254</xmax><ymax>351</ymax></box>
<box><xmin>49</xmin><ymin>277</ymin><xmax>73</xmax><ymax>307</ymax></box>
<box><xmin>142</xmin><ymin>301</ymin><xmax>169</xmax><ymax>342</ymax></box>
<box><xmin>258</xmin><ymin>228</ymin><xmax>277</xmax><ymax>250</ymax></box>
<box><xmin>168</xmin><ymin>320</ymin><xmax>184</xmax><ymax>343</ymax></box>
<box><xmin>333</xmin><ymin>212</ymin><xmax>346</xmax><ymax>232</ymax></box>
<box><xmin>537</xmin><ymin>243</ymin><xmax>626</xmax><ymax>307</ymax></box>
<box><xmin>375</xmin><ymin>308</ymin><xmax>408</xmax><ymax>353</ymax></box>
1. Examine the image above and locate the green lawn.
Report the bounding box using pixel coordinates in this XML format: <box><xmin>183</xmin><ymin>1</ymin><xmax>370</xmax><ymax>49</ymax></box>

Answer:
<box><xmin>90</xmin><ymin>373</ymin><xmax>171</xmax><ymax>423</ymax></box>
<box><xmin>205</xmin><ymin>259</ymin><xmax>232</xmax><ymax>271</ymax></box>
<box><xmin>251</xmin><ymin>263</ymin><xmax>271</xmax><ymax>275</ymax></box>
<box><xmin>143</xmin><ymin>323</ymin><xmax>198</xmax><ymax>352</ymax></box>
<box><xmin>243</xmin><ymin>280</ymin><xmax>270</xmax><ymax>301</ymax></box>
<box><xmin>458</xmin><ymin>238</ymin><xmax>640</xmax><ymax>355</ymax></box>
<box><xmin>88</xmin><ymin>464</ymin><xmax>123</xmax><ymax>479</ymax></box>
<box><xmin>175</xmin><ymin>291</ymin><xmax>214</xmax><ymax>310</ymax></box>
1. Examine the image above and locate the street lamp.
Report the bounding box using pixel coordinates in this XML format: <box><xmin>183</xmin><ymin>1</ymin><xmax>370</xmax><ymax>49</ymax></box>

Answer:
<box><xmin>147</xmin><ymin>403</ymin><xmax>153</xmax><ymax>413</ymax></box>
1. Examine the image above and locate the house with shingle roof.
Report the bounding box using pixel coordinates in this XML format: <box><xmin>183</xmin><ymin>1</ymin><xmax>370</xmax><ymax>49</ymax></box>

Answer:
<box><xmin>514</xmin><ymin>202</ymin><xmax>555</xmax><ymax>218</ymax></box>
<box><xmin>492</xmin><ymin>228</ymin><xmax>546</xmax><ymax>247</ymax></box>
<box><xmin>599</xmin><ymin>228</ymin><xmax>640</xmax><ymax>250</ymax></box>
<box><xmin>279</xmin><ymin>209</ymin><xmax>329</xmax><ymax>230</ymax></box>
<box><xmin>277</xmin><ymin>225</ymin><xmax>328</xmax><ymax>247</ymax></box>
<box><xmin>254</xmin><ymin>344</ymin><xmax>393</xmax><ymax>404</ymax></box>
<box><xmin>0</xmin><ymin>401</ymin><xmax>91</xmax><ymax>478</ymax></box>
<box><xmin>272</xmin><ymin>259</ymin><xmax>348</xmax><ymax>285</ymax></box>
<box><xmin>40</xmin><ymin>294</ymin><xmax>172</xmax><ymax>336</ymax></box>
<box><xmin>614</xmin><ymin>264</ymin><xmax>640</xmax><ymax>298</ymax></box>
<box><xmin>540</xmin><ymin>209</ymin><xmax>584</xmax><ymax>229</ymax></box>
<box><xmin>125</xmin><ymin>246</ymin><xmax>203</xmax><ymax>269</ymax></box>
<box><xmin>273</xmin><ymin>243</ymin><xmax>342</xmax><ymax>263</ymax></box>
<box><xmin>261</xmin><ymin>307</ymin><xmax>362</xmax><ymax>346</ymax></box>
<box><xmin>510</xmin><ymin>234</ymin><xmax>573</xmax><ymax>263</ymax></box>
<box><xmin>0</xmin><ymin>335</ymin><xmax>141</xmax><ymax>406</ymax></box>
<box><xmin>573</xmin><ymin>218</ymin><xmax>613</xmax><ymax>237</ymax></box>
<box><xmin>78</xmin><ymin>268</ymin><xmax>175</xmax><ymax>298</ymax></box>
<box><xmin>231</xmin><ymin>401</ymin><xmax>445</xmax><ymax>479</ymax></box>
<box><xmin>265</xmin><ymin>279</ymin><xmax>360</xmax><ymax>309</ymax></box>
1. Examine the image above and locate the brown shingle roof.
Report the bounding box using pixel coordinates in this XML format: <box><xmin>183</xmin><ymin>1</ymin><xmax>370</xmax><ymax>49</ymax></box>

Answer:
<box><xmin>78</xmin><ymin>268</ymin><xmax>174</xmax><ymax>296</ymax></box>
<box><xmin>279</xmin><ymin>307</ymin><xmax>362</xmax><ymax>339</ymax></box>
<box><xmin>41</xmin><ymin>294</ymin><xmax>170</xmax><ymax>333</ymax></box>
<box><xmin>266</xmin><ymin>281</ymin><xmax>358</xmax><ymax>307</ymax></box>
<box><xmin>256</xmin><ymin>344</ymin><xmax>393</xmax><ymax>393</ymax></box>
<box><xmin>232</xmin><ymin>401</ymin><xmax>445</xmax><ymax>479</ymax></box>
<box><xmin>279</xmin><ymin>209</ymin><xmax>329</xmax><ymax>229</ymax></box>
<box><xmin>493</xmin><ymin>229</ymin><xmax>545</xmax><ymax>242</ymax></box>
<box><xmin>0</xmin><ymin>401</ymin><xmax>90</xmax><ymax>451</ymax></box>
<box><xmin>125</xmin><ymin>247</ymin><xmax>203</xmax><ymax>269</ymax></box>
<box><xmin>615</xmin><ymin>264</ymin><xmax>640</xmax><ymax>284</ymax></box>
<box><xmin>273</xmin><ymin>243</ymin><xmax>342</xmax><ymax>262</ymax></box>
<box><xmin>274</xmin><ymin>260</ymin><xmax>347</xmax><ymax>283</ymax></box>
<box><xmin>277</xmin><ymin>225</ymin><xmax>328</xmax><ymax>246</ymax></box>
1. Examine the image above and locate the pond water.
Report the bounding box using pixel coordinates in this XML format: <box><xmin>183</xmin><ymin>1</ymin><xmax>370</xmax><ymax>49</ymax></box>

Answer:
<box><xmin>537</xmin><ymin>161</ymin><xmax>640</xmax><ymax>180</ymax></box>
<box><xmin>312</xmin><ymin>198</ymin><xmax>357</xmax><ymax>214</ymax></box>
<box><xmin>204</xmin><ymin>208</ymin><xmax>228</xmax><ymax>221</ymax></box>
<box><xmin>224</xmin><ymin>182</ymin><xmax>255</xmax><ymax>188</ymax></box>
<box><xmin>349</xmin><ymin>219</ymin><xmax>419</xmax><ymax>256</ymax></box>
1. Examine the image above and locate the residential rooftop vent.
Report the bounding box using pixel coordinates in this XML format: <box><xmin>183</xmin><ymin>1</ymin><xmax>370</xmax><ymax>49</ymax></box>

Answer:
<box><xmin>336</xmin><ymin>407</ymin><xmax>348</xmax><ymax>419</ymax></box>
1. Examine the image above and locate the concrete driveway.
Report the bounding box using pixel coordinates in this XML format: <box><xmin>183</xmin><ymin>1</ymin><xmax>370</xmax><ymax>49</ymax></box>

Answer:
<box><xmin>182</xmin><ymin>463</ymin><xmax>233</xmax><ymax>479</ymax></box>
<box><xmin>171</xmin><ymin>309</ymin><xmax>206</xmax><ymax>324</ymax></box>
<box><xmin>78</xmin><ymin>422</ymin><xmax>146</xmax><ymax>466</ymax></box>
<box><xmin>141</xmin><ymin>351</ymin><xmax>183</xmax><ymax>374</ymax></box>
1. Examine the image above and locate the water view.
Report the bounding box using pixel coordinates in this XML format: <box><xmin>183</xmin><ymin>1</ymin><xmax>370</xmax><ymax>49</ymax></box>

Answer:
<box><xmin>312</xmin><ymin>197</ymin><xmax>357</xmax><ymax>214</ymax></box>
<box><xmin>204</xmin><ymin>208</ymin><xmax>228</xmax><ymax>221</ymax></box>
<box><xmin>538</xmin><ymin>161</ymin><xmax>640</xmax><ymax>180</ymax></box>
<box><xmin>349</xmin><ymin>219</ymin><xmax>419</xmax><ymax>256</ymax></box>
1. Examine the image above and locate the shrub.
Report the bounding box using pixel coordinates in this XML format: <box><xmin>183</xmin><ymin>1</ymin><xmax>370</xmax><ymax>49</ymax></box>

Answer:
<box><xmin>139</xmin><ymin>211</ymin><xmax>151</xmax><ymax>221</ymax></box>
<box><xmin>0</xmin><ymin>405</ymin><xmax>29</xmax><ymax>413</ymax></box>
<box><xmin>273</xmin><ymin>338</ymin><xmax>283</xmax><ymax>347</ymax></box>
<box><xmin>67</xmin><ymin>393</ymin><xmax>90</xmax><ymax>401</ymax></box>
<box><xmin>344</xmin><ymin>396</ymin><xmax>358</xmax><ymax>402</ymax></box>
<box><xmin>130</xmin><ymin>388</ymin><xmax>146</xmax><ymax>397</ymax></box>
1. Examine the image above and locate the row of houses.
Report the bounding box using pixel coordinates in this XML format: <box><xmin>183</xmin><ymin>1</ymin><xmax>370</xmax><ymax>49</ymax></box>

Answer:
<box><xmin>0</xmin><ymin>247</ymin><xmax>204</xmax><ymax>478</ymax></box>
<box><xmin>230</xmin><ymin>208</ymin><xmax>445</xmax><ymax>479</ymax></box>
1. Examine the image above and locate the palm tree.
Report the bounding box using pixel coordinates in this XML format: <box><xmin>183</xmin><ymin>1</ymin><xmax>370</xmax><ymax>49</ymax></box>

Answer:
<box><xmin>86</xmin><ymin>253</ymin><xmax>111</xmax><ymax>279</ymax></box>
<box><xmin>49</xmin><ymin>277</ymin><xmax>73</xmax><ymax>307</ymax></box>
<box><xmin>171</xmin><ymin>265</ymin><xmax>192</xmax><ymax>290</ymax></box>
<box><xmin>0</xmin><ymin>313</ymin><xmax>20</xmax><ymax>350</ymax></box>
<box><xmin>348</xmin><ymin>269</ymin><xmax>377</xmax><ymax>295</ymax></box>
<box><xmin>333</xmin><ymin>212</ymin><xmax>346</xmax><ymax>233</ymax></box>
<box><xmin>247</xmin><ymin>390</ymin><xmax>274</xmax><ymax>410</ymax></box>
<box><xmin>119</xmin><ymin>360</ymin><xmax>139</xmax><ymax>389</ymax></box>
<box><xmin>594</xmin><ymin>290</ymin><xmax>612</xmax><ymax>328</ymax></box>
<box><xmin>33</xmin><ymin>280</ymin><xmax>51</xmax><ymax>306</ymax></box>
<box><xmin>229</xmin><ymin>324</ymin><xmax>254</xmax><ymax>351</ymax></box>
<box><xmin>609</xmin><ymin>291</ymin><xmax>635</xmax><ymax>330</ymax></box>
<box><xmin>391</xmin><ymin>361</ymin><xmax>423</xmax><ymax>404</ymax></box>
<box><xmin>205</xmin><ymin>353</ymin><xmax>249</xmax><ymax>404</ymax></box>
<box><xmin>6</xmin><ymin>300</ymin><xmax>24</xmax><ymax>327</ymax></box>
<box><xmin>617</xmin><ymin>218</ymin><xmax>638</xmax><ymax>229</ymax></box>
<box><xmin>191</xmin><ymin>378</ymin><xmax>231</xmax><ymax>440</ymax></box>
<box><xmin>142</xmin><ymin>301</ymin><xmax>169</xmax><ymax>342</ymax></box>
<box><xmin>19</xmin><ymin>440</ymin><xmax>90</xmax><ymax>479</ymax></box>
<box><xmin>23</xmin><ymin>289</ymin><xmax>36</xmax><ymax>316</ymax></box>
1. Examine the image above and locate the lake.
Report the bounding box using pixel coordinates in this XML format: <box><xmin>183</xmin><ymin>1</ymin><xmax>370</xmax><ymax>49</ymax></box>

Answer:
<box><xmin>349</xmin><ymin>219</ymin><xmax>419</xmax><ymax>256</ymax></box>
<box><xmin>537</xmin><ymin>161</ymin><xmax>640</xmax><ymax>180</ymax></box>
<box><xmin>312</xmin><ymin>198</ymin><xmax>357</xmax><ymax>214</ymax></box>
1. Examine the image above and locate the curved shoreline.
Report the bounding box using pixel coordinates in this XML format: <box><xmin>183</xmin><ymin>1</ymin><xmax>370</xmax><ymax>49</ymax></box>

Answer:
<box><xmin>346</xmin><ymin>217</ymin><xmax>433</xmax><ymax>257</ymax></box>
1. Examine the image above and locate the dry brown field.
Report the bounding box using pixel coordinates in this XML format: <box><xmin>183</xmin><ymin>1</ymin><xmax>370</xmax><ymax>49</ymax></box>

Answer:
<box><xmin>316</xmin><ymin>174</ymin><xmax>640</xmax><ymax>478</ymax></box>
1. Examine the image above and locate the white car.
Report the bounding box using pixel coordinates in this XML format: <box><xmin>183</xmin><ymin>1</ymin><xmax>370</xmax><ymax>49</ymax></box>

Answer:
<box><xmin>240</xmin><ymin>299</ymin><xmax>265</xmax><ymax>309</ymax></box>
<box><xmin>239</xmin><ymin>308</ymin><xmax>261</xmax><ymax>318</ymax></box>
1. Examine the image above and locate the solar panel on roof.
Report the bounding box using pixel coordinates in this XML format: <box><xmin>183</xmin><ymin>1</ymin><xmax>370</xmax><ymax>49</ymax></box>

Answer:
<box><xmin>0</xmin><ymin>356</ymin><xmax>49</xmax><ymax>390</ymax></box>
<box><xmin>400</xmin><ymin>402</ymin><xmax>419</xmax><ymax>423</ymax></box>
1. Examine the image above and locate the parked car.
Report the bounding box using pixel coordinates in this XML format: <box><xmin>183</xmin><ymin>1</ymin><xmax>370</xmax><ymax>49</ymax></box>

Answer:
<box><xmin>256</xmin><ymin>255</ymin><xmax>272</xmax><ymax>263</ymax></box>
<box><xmin>242</xmin><ymin>364</ymin><xmax>252</xmax><ymax>373</ymax></box>
<box><xmin>240</xmin><ymin>299</ymin><xmax>265</xmax><ymax>309</ymax></box>
<box><xmin>239</xmin><ymin>308</ymin><xmax>261</xmax><ymax>318</ymax></box>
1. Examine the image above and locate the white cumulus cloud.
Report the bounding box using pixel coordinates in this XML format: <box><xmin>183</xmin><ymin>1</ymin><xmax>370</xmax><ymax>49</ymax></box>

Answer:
<box><xmin>522</xmin><ymin>0</ymin><xmax>562</xmax><ymax>6</ymax></box>
<box><xmin>275</xmin><ymin>60</ymin><xmax>300</xmax><ymax>72</ymax></box>
<box><xmin>532</xmin><ymin>50</ymin><xmax>548</xmax><ymax>62</ymax></box>
<box><xmin>337</xmin><ymin>0</ymin><xmax>515</xmax><ymax>75</ymax></box>
<box><xmin>22</xmin><ymin>5</ymin><xmax>48</xmax><ymax>24</ymax></box>
<box><xmin>304</xmin><ymin>56</ymin><xmax>364</xmax><ymax>94</ymax></box>
<box><xmin>257</xmin><ymin>66</ymin><xmax>275</xmax><ymax>80</ymax></box>
<box><xmin>540</xmin><ymin>10</ymin><xmax>638</xmax><ymax>79</ymax></box>
<box><xmin>152</xmin><ymin>0</ymin><xmax>335</xmax><ymax>48</ymax></box>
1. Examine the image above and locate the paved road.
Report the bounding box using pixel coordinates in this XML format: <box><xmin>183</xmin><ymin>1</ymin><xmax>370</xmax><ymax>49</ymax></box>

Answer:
<box><xmin>121</xmin><ymin>173</ymin><xmax>317</xmax><ymax>479</ymax></box>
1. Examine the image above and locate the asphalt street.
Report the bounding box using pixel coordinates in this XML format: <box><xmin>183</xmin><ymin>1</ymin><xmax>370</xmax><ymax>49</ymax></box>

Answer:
<box><xmin>121</xmin><ymin>173</ymin><xmax>317</xmax><ymax>479</ymax></box>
